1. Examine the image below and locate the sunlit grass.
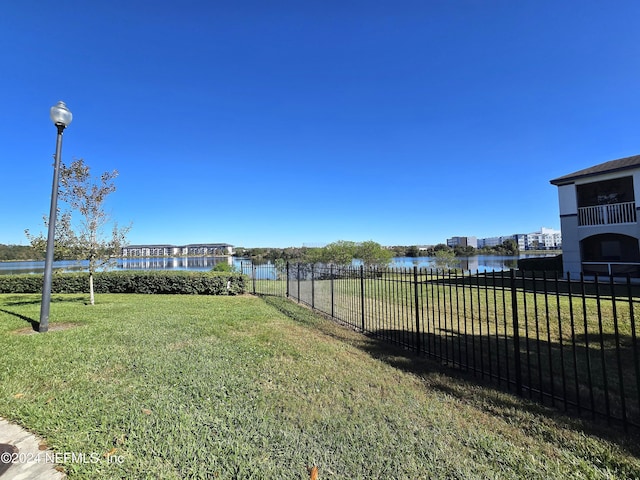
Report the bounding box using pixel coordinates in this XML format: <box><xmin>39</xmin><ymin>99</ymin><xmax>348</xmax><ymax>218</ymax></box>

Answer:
<box><xmin>0</xmin><ymin>293</ymin><xmax>638</xmax><ymax>478</ymax></box>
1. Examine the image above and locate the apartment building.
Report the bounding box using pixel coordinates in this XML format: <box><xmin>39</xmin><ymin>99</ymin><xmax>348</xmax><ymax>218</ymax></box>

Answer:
<box><xmin>454</xmin><ymin>228</ymin><xmax>561</xmax><ymax>251</ymax></box>
<box><xmin>122</xmin><ymin>243</ymin><xmax>234</xmax><ymax>257</ymax></box>
<box><xmin>550</xmin><ymin>154</ymin><xmax>640</xmax><ymax>278</ymax></box>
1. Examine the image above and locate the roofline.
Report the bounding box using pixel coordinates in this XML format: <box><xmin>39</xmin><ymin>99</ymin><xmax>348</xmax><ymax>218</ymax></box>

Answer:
<box><xmin>550</xmin><ymin>154</ymin><xmax>640</xmax><ymax>186</ymax></box>
<box><xmin>550</xmin><ymin>164</ymin><xmax>638</xmax><ymax>185</ymax></box>
<box><xmin>123</xmin><ymin>243</ymin><xmax>234</xmax><ymax>248</ymax></box>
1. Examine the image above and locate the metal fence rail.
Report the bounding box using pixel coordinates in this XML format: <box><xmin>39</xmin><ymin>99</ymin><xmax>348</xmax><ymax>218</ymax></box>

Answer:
<box><xmin>243</xmin><ymin>262</ymin><xmax>640</xmax><ymax>431</ymax></box>
<box><xmin>239</xmin><ymin>262</ymin><xmax>286</xmax><ymax>297</ymax></box>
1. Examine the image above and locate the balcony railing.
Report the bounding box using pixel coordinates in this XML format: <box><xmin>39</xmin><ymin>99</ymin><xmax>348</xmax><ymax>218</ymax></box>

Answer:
<box><xmin>578</xmin><ymin>201</ymin><xmax>637</xmax><ymax>226</ymax></box>
<box><xmin>582</xmin><ymin>261</ymin><xmax>640</xmax><ymax>277</ymax></box>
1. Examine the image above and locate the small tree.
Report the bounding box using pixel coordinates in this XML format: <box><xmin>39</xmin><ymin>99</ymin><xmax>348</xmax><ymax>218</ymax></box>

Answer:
<box><xmin>58</xmin><ymin>159</ymin><xmax>130</xmax><ymax>304</ymax></box>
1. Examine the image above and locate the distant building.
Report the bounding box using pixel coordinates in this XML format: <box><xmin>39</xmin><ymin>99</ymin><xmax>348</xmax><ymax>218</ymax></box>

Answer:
<box><xmin>122</xmin><ymin>243</ymin><xmax>233</xmax><ymax>257</ymax></box>
<box><xmin>446</xmin><ymin>236</ymin><xmax>477</xmax><ymax>248</ymax></box>
<box><xmin>476</xmin><ymin>235</ymin><xmax>515</xmax><ymax>248</ymax></box>
<box><xmin>550</xmin><ymin>154</ymin><xmax>640</xmax><ymax>278</ymax></box>
<box><xmin>473</xmin><ymin>228</ymin><xmax>561</xmax><ymax>251</ymax></box>
<box><xmin>523</xmin><ymin>227</ymin><xmax>562</xmax><ymax>250</ymax></box>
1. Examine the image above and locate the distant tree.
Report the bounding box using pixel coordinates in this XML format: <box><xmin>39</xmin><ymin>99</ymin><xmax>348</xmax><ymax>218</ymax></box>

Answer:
<box><xmin>320</xmin><ymin>240</ymin><xmax>358</xmax><ymax>266</ymax></box>
<box><xmin>501</xmin><ymin>239</ymin><xmax>519</xmax><ymax>255</ymax></box>
<box><xmin>0</xmin><ymin>244</ymin><xmax>41</xmax><ymax>261</ymax></box>
<box><xmin>302</xmin><ymin>247</ymin><xmax>324</xmax><ymax>265</ymax></box>
<box><xmin>430</xmin><ymin>249</ymin><xmax>458</xmax><ymax>272</ymax></box>
<box><xmin>453</xmin><ymin>245</ymin><xmax>476</xmax><ymax>256</ymax></box>
<box><xmin>239</xmin><ymin>241</ymin><xmax>393</xmax><ymax>269</ymax></box>
<box><xmin>264</xmin><ymin>246</ymin><xmax>313</xmax><ymax>263</ymax></box>
<box><xmin>478</xmin><ymin>239</ymin><xmax>519</xmax><ymax>256</ymax></box>
<box><xmin>233</xmin><ymin>247</ymin><xmax>250</xmax><ymax>257</ymax></box>
<box><xmin>356</xmin><ymin>240</ymin><xmax>393</xmax><ymax>268</ymax></box>
<box><xmin>273</xmin><ymin>258</ymin><xmax>287</xmax><ymax>280</ymax></box>
<box><xmin>386</xmin><ymin>245</ymin><xmax>406</xmax><ymax>257</ymax></box>
<box><xmin>58</xmin><ymin>159</ymin><xmax>131</xmax><ymax>305</ymax></box>
<box><xmin>406</xmin><ymin>245</ymin><xmax>420</xmax><ymax>257</ymax></box>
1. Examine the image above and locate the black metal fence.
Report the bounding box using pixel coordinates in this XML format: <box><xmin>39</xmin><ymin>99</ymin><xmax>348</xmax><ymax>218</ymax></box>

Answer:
<box><xmin>241</xmin><ymin>262</ymin><xmax>640</xmax><ymax>431</ymax></box>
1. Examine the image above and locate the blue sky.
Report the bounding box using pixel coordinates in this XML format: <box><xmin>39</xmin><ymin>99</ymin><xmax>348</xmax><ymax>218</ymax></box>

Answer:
<box><xmin>2</xmin><ymin>1</ymin><xmax>640</xmax><ymax>248</ymax></box>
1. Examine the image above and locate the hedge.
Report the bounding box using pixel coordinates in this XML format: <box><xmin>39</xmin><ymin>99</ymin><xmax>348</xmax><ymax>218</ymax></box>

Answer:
<box><xmin>517</xmin><ymin>254</ymin><xmax>563</xmax><ymax>274</ymax></box>
<box><xmin>0</xmin><ymin>271</ymin><xmax>246</xmax><ymax>295</ymax></box>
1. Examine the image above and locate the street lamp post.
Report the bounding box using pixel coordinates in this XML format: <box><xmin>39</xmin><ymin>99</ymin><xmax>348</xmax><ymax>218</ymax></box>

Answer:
<box><xmin>39</xmin><ymin>101</ymin><xmax>72</xmax><ymax>333</ymax></box>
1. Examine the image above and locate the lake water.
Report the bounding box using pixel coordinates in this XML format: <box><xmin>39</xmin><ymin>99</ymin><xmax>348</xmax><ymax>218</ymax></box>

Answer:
<box><xmin>0</xmin><ymin>256</ymin><xmax>233</xmax><ymax>275</ymax></box>
<box><xmin>0</xmin><ymin>254</ymin><xmax>556</xmax><ymax>276</ymax></box>
<box><xmin>389</xmin><ymin>255</ymin><xmax>523</xmax><ymax>271</ymax></box>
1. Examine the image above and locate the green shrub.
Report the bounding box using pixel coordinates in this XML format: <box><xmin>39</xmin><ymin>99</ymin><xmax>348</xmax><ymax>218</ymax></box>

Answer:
<box><xmin>0</xmin><ymin>274</ymin><xmax>43</xmax><ymax>293</ymax></box>
<box><xmin>0</xmin><ymin>271</ymin><xmax>246</xmax><ymax>295</ymax></box>
<box><xmin>212</xmin><ymin>262</ymin><xmax>236</xmax><ymax>272</ymax></box>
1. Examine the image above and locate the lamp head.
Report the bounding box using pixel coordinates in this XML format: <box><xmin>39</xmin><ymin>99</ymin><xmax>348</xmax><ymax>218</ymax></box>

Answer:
<box><xmin>50</xmin><ymin>101</ymin><xmax>73</xmax><ymax>128</ymax></box>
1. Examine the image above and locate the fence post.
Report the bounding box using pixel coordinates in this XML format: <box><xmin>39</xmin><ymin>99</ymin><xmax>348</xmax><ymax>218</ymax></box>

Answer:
<box><xmin>252</xmin><ymin>264</ymin><xmax>257</xmax><ymax>294</ymax></box>
<box><xmin>330</xmin><ymin>264</ymin><xmax>335</xmax><ymax>318</ymax></box>
<box><xmin>286</xmin><ymin>262</ymin><xmax>289</xmax><ymax>298</ymax></box>
<box><xmin>360</xmin><ymin>265</ymin><xmax>366</xmax><ymax>332</ymax></box>
<box><xmin>510</xmin><ymin>269</ymin><xmax>523</xmax><ymax>396</ymax></box>
<box><xmin>311</xmin><ymin>264</ymin><xmax>315</xmax><ymax>310</ymax></box>
<box><xmin>297</xmin><ymin>263</ymin><xmax>301</xmax><ymax>302</ymax></box>
<box><xmin>414</xmin><ymin>266</ymin><xmax>421</xmax><ymax>354</ymax></box>
<box><xmin>610</xmin><ymin>274</ymin><xmax>627</xmax><ymax>430</ymax></box>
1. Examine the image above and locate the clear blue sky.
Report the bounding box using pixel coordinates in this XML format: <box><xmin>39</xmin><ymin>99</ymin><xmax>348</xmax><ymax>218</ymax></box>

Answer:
<box><xmin>2</xmin><ymin>1</ymin><xmax>640</xmax><ymax>248</ymax></box>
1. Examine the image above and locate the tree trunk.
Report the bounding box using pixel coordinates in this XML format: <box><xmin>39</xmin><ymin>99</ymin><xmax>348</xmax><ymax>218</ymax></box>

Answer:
<box><xmin>89</xmin><ymin>271</ymin><xmax>95</xmax><ymax>305</ymax></box>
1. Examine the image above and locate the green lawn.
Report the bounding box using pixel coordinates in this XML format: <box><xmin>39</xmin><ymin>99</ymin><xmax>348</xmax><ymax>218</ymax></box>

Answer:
<box><xmin>282</xmin><ymin>273</ymin><xmax>640</xmax><ymax>425</ymax></box>
<box><xmin>0</xmin><ymin>293</ymin><xmax>639</xmax><ymax>479</ymax></box>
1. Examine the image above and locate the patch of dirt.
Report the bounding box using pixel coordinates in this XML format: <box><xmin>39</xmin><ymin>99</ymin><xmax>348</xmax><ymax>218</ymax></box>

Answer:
<box><xmin>14</xmin><ymin>323</ymin><xmax>82</xmax><ymax>335</ymax></box>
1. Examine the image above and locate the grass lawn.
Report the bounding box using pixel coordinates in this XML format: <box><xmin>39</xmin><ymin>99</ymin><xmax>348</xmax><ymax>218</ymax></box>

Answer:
<box><xmin>285</xmin><ymin>274</ymin><xmax>640</xmax><ymax>424</ymax></box>
<box><xmin>0</xmin><ymin>293</ymin><xmax>639</xmax><ymax>479</ymax></box>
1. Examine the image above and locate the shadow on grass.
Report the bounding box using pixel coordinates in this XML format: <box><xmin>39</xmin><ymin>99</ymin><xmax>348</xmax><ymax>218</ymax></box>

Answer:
<box><xmin>359</xmin><ymin>329</ymin><xmax>640</xmax><ymax>463</ymax></box>
<box><xmin>260</xmin><ymin>295</ymin><xmax>640</xmax><ymax>459</ymax></box>
<box><xmin>0</xmin><ymin>295</ymin><xmax>88</xmax><ymax>332</ymax></box>
<box><xmin>0</xmin><ymin>295</ymin><xmax>86</xmax><ymax>307</ymax></box>
<box><xmin>0</xmin><ymin>309</ymin><xmax>39</xmax><ymax>331</ymax></box>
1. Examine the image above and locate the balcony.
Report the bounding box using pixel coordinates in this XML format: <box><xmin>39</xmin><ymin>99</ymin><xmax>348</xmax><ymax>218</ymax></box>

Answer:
<box><xmin>578</xmin><ymin>201</ymin><xmax>637</xmax><ymax>226</ymax></box>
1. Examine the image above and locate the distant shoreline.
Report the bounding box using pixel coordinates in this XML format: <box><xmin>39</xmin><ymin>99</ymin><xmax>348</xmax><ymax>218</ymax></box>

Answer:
<box><xmin>0</xmin><ymin>251</ymin><xmax>561</xmax><ymax>263</ymax></box>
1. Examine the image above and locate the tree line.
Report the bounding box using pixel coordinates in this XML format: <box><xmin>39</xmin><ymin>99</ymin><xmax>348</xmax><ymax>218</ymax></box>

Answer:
<box><xmin>0</xmin><ymin>244</ymin><xmax>40</xmax><ymax>261</ymax></box>
<box><xmin>389</xmin><ymin>239</ymin><xmax>520</xmax><ymax>257</ymax></box>
<box><xmin>237</xmin><ymin>240</ymin><xmax>393</xmax><ymax>268</ymax></box>
<box><xmin>237</xmin><ymin>239</ymin><xmax>521</xmax><ymax>267</ymax></box>
<box><xmin>2</xmin><ymin>238</ymin><xmax>522</xmax><ymax>265</ymax></box>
